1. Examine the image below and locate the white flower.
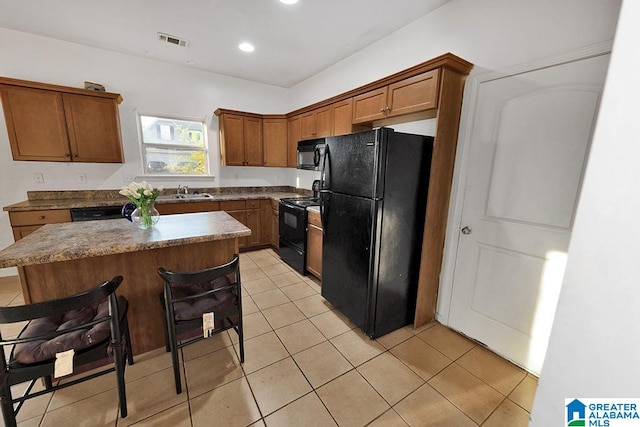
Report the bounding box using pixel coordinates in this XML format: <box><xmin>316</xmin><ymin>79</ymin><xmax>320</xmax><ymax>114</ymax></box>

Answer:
<box><xmin>121</xmin><ymin>181</ymin><xmax>159</xmax><ymax>207</ymax></box>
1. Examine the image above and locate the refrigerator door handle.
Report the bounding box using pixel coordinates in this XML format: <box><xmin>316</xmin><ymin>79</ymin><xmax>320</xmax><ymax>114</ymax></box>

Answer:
<box><xmin>319</xmin><ymin>144</ymin><xmax>330</xmax><ymax>234</ymax></box>
<box><xmin>320</xmin><ymin>193</ymin><xmax>329</xmax><ymax>235</ymax></box>
<box><xmin>320</xmin><ymin>144</ymin><xmax>328</xmax><ymax>190</ymax></box>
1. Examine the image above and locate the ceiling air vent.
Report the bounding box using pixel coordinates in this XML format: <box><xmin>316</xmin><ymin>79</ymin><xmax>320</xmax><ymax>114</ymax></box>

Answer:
<box><xmin>157</xmin><ymin>32</ymin><xmax>189</xmax><ymax>47</ymax></box>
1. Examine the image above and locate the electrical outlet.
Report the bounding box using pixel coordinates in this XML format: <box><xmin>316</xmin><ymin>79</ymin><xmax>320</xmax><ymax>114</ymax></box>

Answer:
<box><xmin>78</xmin><ymin>173</ymin><xmax>87</xmax><ymax>184</ymax></box>
<box><xmin>123</xmin><ymin>174</ymin><xmax>135</xmax><ymax>183</ymax></box>
<box><xmin>33</xmin><ymin>172</ymin><xmax>44</xmax><ymax>184</ymax></box>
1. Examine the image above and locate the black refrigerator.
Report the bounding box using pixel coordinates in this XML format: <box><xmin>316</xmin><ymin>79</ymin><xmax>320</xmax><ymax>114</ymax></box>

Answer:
<box><xmin>320</xmin><ymin>127</ymin><xmax>433</xmax><ymax>339</ymax></box>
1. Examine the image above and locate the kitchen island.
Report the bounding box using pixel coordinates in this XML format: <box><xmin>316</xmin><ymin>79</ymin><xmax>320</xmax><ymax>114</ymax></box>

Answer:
<box><xmin>0</xmin><ymin>211</ymin><xmax>251</xmax><ymax>354</ymax></box>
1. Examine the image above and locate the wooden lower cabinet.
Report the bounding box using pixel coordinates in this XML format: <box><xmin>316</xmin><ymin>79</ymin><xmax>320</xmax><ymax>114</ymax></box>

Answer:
<box><xmin>219</xmin><ymin>199</ymin><xmax>274</xmax><ymax>250</ymax></box>
<box><xmin>260</xmin><ymin>199</ymin><xmax>272</xmax><ymax>245</ymax></box>
<box><xmin>271</xmin><ymin>199</ymin><xmax>279</xmax><ymax>248</ymax></box>
<box><xmin>245</xmin><ymin>200</ymin><xmax>262</xmax><ymax>247</ymax></box>
<box><xmin>306</xmin><ymin>209</ymin><xmax>322</xmax><ymax>279</ymax></box>
<box><xmin>157</xmin><ymin>198</ymin><xmax>275</xmax><ymax>250</ymax></box>
<box><xmin>9</xmin><ymin>209</ymin><xmax>72</xmax><ymax>241</ymax></box>
<box><xmin>155</xmin><ymin>201</ymin><xmax>220</xmax><ymax>215</ymax></box>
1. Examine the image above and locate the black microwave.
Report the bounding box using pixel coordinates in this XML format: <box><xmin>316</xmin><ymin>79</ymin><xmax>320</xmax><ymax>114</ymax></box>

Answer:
<box><xmin>297</xmin><ymin>138</ymin><xmax>325</xmax><ymax>170</ymax></box>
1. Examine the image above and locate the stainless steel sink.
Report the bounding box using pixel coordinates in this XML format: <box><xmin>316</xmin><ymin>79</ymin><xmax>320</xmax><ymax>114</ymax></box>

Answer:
<box><xmin>157</xmin><ymin>193</ymin><xmax>214</xmax><ymax>201</ymax></box>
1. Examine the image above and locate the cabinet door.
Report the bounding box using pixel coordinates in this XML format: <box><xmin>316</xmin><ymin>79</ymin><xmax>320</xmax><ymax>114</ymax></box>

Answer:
<box><xmin>387</xmin><ymin>69</ymin><xmax>439</xmax><ymax>117</ymax></box>
<box><xmin>271</xmin><ymin>209</ymin><xmax>279</xmax><ymax>248</ymax></box>
<box><xmin>314</xmin><ymin>106</ymin><xmax>332</xmax><ymax>138</ymax></box>
<box><xmin>352</xmin><ymin>87</ymin><xmax>388</xmax><ymax>124</ymax></box>
<box><xmin>287</xmin><ymin>115</ymin><xmax>302</xmax><ymax>167</ymax></box>
<box><xmin>260</xmin><ymin>199</ymin><xmax>272</xmax><ymax>244</ymax></box>
<box><xmin>226</xmin><ymin>210</ymin><xmax>248</xmax><ymax>248</ymax></box>
<box><xmin>220</xmin><ymin>114</ymin><xmax>245</xmax><ymax>166</ymax></box>
<box><xmin>300</xmin><ymin>111</ymin><xmax>316</xmax><ymax>140</ymax></box>
<box><xmin>63</xmin><ymin>94</ymin><xmax>124</xmax><ymax>163</ymax></box>
<box><xmin>0</xmin><ymin>85</ymin><xmax>71</xmax><ymax>161</ymax></box>
<box><xmin>331</xmin><ymin>99</ymin><xmax>353</xmax><ymax>136</ymax></box>
<box><xmin>306</xmin><ymin>223</ymin><xmax>322</xmax><ymax>279</ymax></box>
<box><xmin>155</xmin><ymin>201</ymin><xmax>220</xmax><ymax>215</ymax></box>
<box><xmin>12</xmin><ymin>225</ymin><xmax>43</xmax><ymax>241</ymax></box>
<box><xmin>245</xmin><ymin>208</ymin><xmax>262</xmax><ymax>247</ymax></box>
<box><xmin>9</xmin><ymin>209</ymin><xmax>72</xmax><ymax>226</ymax></box>
<box><xmin>263</xmin><ymin>118</ymin><xmax>287</xmax><ymax>167</ymax></box>
<box><xmin>244</xmin><ymin>116</ymin><xmax>263</xmax><ymax>166</ymax></box>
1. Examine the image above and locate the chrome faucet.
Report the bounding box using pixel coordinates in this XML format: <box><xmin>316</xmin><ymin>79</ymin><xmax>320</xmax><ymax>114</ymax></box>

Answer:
<box><xmin>177</xmin><ymin>185</ymin><xmax>188</xmax><ymax>195</ymax></box>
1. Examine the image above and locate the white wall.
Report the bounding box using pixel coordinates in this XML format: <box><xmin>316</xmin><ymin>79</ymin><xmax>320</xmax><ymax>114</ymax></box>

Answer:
<box><xmin>0</xmin><ymin>28</ymin><xmax>293</xmax><ymax>276</ymax></box>
<box><xmin>289</xmin><ymin>0</ymin><xmax>620</xmax><ymax>109</ymax></box>
<box><xmin>531</xmin><ymin>0</ymin><xmax>639</xmax><ymax>423</ymax></box>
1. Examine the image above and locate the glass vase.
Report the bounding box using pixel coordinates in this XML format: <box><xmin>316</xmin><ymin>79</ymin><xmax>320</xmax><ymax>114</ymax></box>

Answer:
<box><xmin>131</xmin><ymin>202</ymin><xmax>160</xmax><ymax>230</ymax></box>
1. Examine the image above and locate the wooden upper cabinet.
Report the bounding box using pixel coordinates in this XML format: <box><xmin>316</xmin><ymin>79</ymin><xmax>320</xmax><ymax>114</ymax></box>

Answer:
<box><xmin>244</xmin><ymin>116</ymin><xmax>263</xmax><ymax>166</ymax></box>
<box><xmin>263</xmin><ymin>117</ymin><xmax>287</xmax><ymax>167</ymax></box>
<box><xmin>218</xmin><ymin>111</ymin><xmax>263</xmax><ymax>166</ymax></box>
<box><xmin>63</xmin><ymin>94</ymin><xmax>123</xmax><ymax>162</ymax></box>
<box><xmin>387</xmin><ymin>69</ymin><xmax>439</xmax><ymax>118</ymax></box>
<box><xmin>0</xmin><ymin>80</ymin><xmax>124</xmax><ymax>163</ymax></box>
<box><xmin>301</xmin><ymin>106</ymin><xmax>331</xmax><ymax>140</ymax></box>
<box><xmin>1</xmin><ymin>85</ymin><xmax>70</xmax><ymax>161</ymax></box>
<box><xmin>287</xmin><ymin>115</ymin><xmax>302</xmax><ymax>168</ymax></box>
<box><xmin>352</xmin><ymin>69</ymin><xmax>440</xmax><ymax>124</ymax></box>
<box><xmin>352</xmin><ymin>87</ymin><xmax>388</xmax><ymax>124</ymax></box>
<box><xmin>331</xmin><ymin>98</ymin><xmax>354</xmax><ymax>137</ymax></box>
<box><xmin>219</xmin><ymin>113</ymin><xmax>245</xmax><ymax>166</ymax></box>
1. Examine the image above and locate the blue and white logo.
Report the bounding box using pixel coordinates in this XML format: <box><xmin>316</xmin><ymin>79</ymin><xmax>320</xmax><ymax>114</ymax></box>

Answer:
<box><xmin>565</xmin><ymin>398</ymin><xmax>640</xmax><ymax>427</ymax></box>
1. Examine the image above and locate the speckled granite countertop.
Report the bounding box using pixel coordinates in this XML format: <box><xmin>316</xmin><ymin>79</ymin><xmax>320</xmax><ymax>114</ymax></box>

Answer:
<box><xmin>0</xmin><ymin>211</ymin><xmax>251</xmax><ymax>268</ymax></box>
<box><xmin>3</xmin><ymin>187</ymin><xmax>310</xmax><ymax>212</ymax></box>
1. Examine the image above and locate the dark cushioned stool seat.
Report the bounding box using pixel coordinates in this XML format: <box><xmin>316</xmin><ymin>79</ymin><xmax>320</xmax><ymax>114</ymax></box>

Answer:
<box><xmin>167</xmin><ymin>276</ymin><xmax>234</xmax><ymax>322</ymax></box>
<box><xmin>13</xmin><ymin>296</ymin><xmax>128</xmax><ymax>365</ymax></box>
<box><xmin>157</xmin><ymin>255</ymin><xmax>243</xmax><ymax>394</ymax></box>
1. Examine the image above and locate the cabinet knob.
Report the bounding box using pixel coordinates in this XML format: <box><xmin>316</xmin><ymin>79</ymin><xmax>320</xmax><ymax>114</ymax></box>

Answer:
<box><xmin>39</xmin><ymin>216</ymin><xmax>46</xmax><ymax>220</ymax></box>
<box><xmin>65</xmin><ymin>153</ymin><xmax>71</xmax><ymax>157</ymax></box>
<box><xmin>73</xmin><ymin>154</ymin><xmax>78</xmax><ymax>158</ymax></box>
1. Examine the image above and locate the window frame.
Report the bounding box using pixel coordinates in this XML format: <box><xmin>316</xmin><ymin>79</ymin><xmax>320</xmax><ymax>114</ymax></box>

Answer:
<box><xmin>136</xmin><ymin>112</ymin><xmax>210</xmax><ymax>177</ymax></box>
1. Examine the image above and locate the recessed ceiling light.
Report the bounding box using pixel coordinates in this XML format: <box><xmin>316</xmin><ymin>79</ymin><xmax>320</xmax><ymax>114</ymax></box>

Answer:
<box><xmin>238</xmin><ymin>42</ymin><xmax>255</xmax><ymax>53</ymax></box>
<box><xmin>280</xmin><ymin>0</ymin><xmax>298</xmax><ymax>4</ymax></box>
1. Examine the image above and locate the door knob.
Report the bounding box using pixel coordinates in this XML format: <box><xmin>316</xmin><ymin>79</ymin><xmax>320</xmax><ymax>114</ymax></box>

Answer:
<box><xmin>461</xmin><ymin>226</ymin><xmax>472</xmax><ymax>235</ymax></box>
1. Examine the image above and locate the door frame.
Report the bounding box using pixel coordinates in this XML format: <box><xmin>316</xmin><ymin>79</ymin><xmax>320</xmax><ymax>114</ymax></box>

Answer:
<box><xmin>436</xmin><ymin>41</ymin><xmax>614</xmax><ymax>326</ymax></box>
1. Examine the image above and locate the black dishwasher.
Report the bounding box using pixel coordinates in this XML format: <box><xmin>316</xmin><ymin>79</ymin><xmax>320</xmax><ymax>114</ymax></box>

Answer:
<box><xmin>70</xmin><ymin>206</ymin><xmax>125</xmax><ymax>221</ymax></box>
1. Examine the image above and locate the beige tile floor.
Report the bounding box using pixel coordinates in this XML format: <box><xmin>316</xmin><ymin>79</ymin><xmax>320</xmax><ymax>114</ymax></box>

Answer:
<box><xmin>0</xmin><ymin>249</ymin><xmax>538</xmax><ymax>426</ymax></box>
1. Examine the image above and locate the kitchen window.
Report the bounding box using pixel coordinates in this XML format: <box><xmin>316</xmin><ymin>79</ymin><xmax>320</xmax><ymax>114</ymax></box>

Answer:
<box><xmin>138</xmin><ymin>114</ymin><xmax>209</xmax><ymax>175</ymax></box>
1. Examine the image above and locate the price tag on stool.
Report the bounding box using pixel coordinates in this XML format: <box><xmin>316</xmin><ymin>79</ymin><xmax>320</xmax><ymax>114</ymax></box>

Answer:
<box><xmin>54</xmin><ymin>349</ymin><xmax>75</xmax><ymax>378</ymax></box>
<box><xmin>203</xmin><ymin>312</ymin><xmax>215</xmax><ymax>338</ymax></box>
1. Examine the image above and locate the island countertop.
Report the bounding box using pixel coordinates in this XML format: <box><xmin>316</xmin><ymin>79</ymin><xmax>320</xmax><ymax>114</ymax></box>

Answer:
<box><xmin>0</xmin><ymin>211</ymin><xmax>251</xmax><ymax>268</ymax></box>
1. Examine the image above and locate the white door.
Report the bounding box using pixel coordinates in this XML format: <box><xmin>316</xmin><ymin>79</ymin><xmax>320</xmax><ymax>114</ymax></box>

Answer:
<box><xmin>448</xmin><ymin>54</ymin><xmax>610</xmax><ymax>375</ymax></box>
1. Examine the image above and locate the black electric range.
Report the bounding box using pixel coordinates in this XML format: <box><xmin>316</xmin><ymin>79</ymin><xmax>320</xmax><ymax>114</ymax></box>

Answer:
<box><xmin>278</xmin><ymin>196</ymin><xmax>320</xmax><ymax>274</ymax></box>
